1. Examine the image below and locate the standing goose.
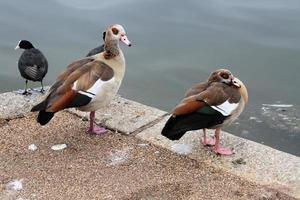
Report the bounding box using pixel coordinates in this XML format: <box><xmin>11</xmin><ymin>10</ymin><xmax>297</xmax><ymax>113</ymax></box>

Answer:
<box><xmin>31</xmin><ymin>24</ymin><xmax>131</xmax><ymax>134</ymax></box>
<box><xmin>15</xmin><ymin>40</ymin><xmax>48</xmax><ymax>94</ymax></box>
<box><xmin>86</xmin><ymin>31</ymin><xmax>106</xmax><ymax>56</ymax></box>
<box><xmin>161</xmin><ymin>69</ymin><xmax>248</xmax><ymax>155</ymax></box>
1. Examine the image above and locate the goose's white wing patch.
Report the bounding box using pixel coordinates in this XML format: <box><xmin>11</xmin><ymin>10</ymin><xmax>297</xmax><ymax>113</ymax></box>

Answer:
<box><xmin>72</xmin><ymin>79</ymin><xmax>106</xmax><ymax>99</ymax></box>
<box><xmin>87</xmin><ymin>79</ymin><xmax>105</xmax><ymax>94</ymax></box>
<box><xmin>211</xmin><ymin>100</ymin><xmax>239</xmax><ymax>116</ymax></box>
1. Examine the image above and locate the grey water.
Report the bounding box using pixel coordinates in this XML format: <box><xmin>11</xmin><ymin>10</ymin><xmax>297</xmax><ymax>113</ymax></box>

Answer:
<box><xmin>0</xmin><ymin>0</ymin><xmax>299</xmax><ymax>156</ymax></box>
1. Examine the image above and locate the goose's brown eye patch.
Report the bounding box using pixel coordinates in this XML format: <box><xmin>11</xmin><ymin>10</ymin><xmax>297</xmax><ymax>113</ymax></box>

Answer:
<box><xmin>112</xmin><ymin>28</ymin><xmax>119</xmax><ymax>35</ymax></box>
<box><xmin>221</xmin><ymin>73</ymin><xmax>229</xmax><ymax>79</ymax></box>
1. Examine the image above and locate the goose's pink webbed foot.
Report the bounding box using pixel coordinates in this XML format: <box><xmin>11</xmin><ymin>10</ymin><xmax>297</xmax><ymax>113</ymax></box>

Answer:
<box><xmin>88</xmin><ymin>126</ymin><xmax>108</xmax><ymax>135</ymax></box>
<box><xmin>213</xmin><ymin>128</ymin><xmax>234</xmax><ymax>155</ymax></box>
<box><xmin>87</xmin><ymin>111</ymin><xmax>108</xmax><ymax>135</ymax></box>
<box><xmin>201</xmin><ymin>129</ymin><xmax>216</xmax><ymax>146</ymax></box>
<box><xmin>213</xmin><ymin>146</ymin><xmax>234</xmax><ymax>155</ymax></box>
<box><xmin>201</xmin><ymin>137</ymin><xmax>216</xmax><ymax>146</ymax></box>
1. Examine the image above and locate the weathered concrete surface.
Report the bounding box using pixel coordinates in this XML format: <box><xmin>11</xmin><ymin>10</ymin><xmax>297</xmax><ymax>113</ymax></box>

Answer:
<box><xmin>0</xmin><ymin>90</ymin><xmax>166</xmax><ymax>135</ymax></box>
<box><xmin>0</xmin><ymin>90</ymin><xmax>299</xmax><ymax>199</ymax></box>
<box><xmin>0</xmin><ymin>112</ymin><xmax>296</xmax><ymax>200</ymax></box>
<box><xmin>0</xmin><ymin>91</ymin><xmax>44</xmax><ymax>119</ymax></box>
<box><xmin>69</xmin><ymin>95</ymin><xmax>167</xmax><ymax>134</ymax></box>
<box><xmin>137</xmin><ymin>115</ymin><xmax>300</xmax><ymax>199</ymax></box>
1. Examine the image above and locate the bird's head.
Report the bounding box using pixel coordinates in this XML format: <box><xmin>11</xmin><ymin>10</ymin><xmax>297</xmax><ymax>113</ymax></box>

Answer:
<box><xmin>232</xmin><ymin>77</ymin><xmax>248</xmax><ymax>104</ymax></box>
<box><xmin>105</xmin><ymin>24</ymin><xmax>131</xmax><ymax>47</ymax></box>
<box><xmin>15</xmin><ymin>40</ymin><xmax>34</xmax><ymax>50</ymax></box>
<box><xmin>208</xmin><ymin>69</ymin><xmax>240</xmax><ymax>88</ymax></box>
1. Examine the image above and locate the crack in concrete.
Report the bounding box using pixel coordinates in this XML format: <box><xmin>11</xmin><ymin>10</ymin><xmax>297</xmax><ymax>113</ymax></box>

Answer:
<box><xmin>66</xmin><ymin>109</ymin><xmax>169</xmax><ymax>136</ymax></box>
<box><xmin>130</xmin><ymin>113</ymin><xmax>169</xmax><ymax>136</ymax></box>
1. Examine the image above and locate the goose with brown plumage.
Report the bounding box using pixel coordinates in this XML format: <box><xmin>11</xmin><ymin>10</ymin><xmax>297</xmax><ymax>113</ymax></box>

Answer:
<box><xmin>161</xmin><ymin>69</ymin><xmax>248</xmax><ymax>155</ymax></box>
<box><xmin>31</xmin><ymin>24</ymin><xmax>131</xmax><ymax>134</ymax></box>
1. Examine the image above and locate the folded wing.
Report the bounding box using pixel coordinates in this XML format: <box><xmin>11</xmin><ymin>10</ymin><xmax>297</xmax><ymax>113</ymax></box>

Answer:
<box><xmin>31</xmin><ymin>57</ymin><xmax>114</xmax><ymax>125</ymax></box>
<box><xmin>162</xmin><ymin>82</ymin><xmax>241</xmax><ymax>140</ymax></box>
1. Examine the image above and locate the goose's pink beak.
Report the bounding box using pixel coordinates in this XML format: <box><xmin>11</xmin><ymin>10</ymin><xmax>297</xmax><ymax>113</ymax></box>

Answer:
<box><xmin>232</xmin><ymin>77</ymin><xmax>241</xmax><ymax>88</ymax></box>
<box><xmin>120</xmin><ymin>34</ymin><xmax>131</xmax><ymax>47</ymax></box>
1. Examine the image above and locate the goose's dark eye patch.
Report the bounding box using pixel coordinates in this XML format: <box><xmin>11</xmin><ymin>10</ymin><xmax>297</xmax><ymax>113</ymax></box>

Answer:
<box><xmin>221</xmin><ymin>73</ymin><xmax>229</xmax><ymax>79</ymax></box>
<box><xmin>112</xmin><ymin>28</ymin><xmax>119</xmax><ymax>35</ymax></box>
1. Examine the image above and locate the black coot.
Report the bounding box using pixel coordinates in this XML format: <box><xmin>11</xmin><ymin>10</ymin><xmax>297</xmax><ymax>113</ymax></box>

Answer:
<box><xmin>15</xmin><ymin>40</ymin><xmax>48</xmax><ymax>95</ymax></box>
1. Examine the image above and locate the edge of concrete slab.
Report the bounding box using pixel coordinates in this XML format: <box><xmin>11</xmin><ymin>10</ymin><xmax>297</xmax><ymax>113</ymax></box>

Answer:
<box><xmin>136</xmin><ymin>116</ymin><xmax>300</xmax><ymax>198</ymax></box>
<box><xmin>0</xmin><ymin>90</ymin><xmax>299</xmax><ymax>199</ymax></box>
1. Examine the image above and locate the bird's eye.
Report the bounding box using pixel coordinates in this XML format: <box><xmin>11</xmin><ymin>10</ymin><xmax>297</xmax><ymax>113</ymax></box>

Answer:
<box><xmin>221</xmin><ymin>73</ymin><xmax>229</xmax><ymax>79</ymax></box>
<box><xmin>112</xmin><ymin>28</ymin><xmax>119</xmax><ymax>35</ymax></box>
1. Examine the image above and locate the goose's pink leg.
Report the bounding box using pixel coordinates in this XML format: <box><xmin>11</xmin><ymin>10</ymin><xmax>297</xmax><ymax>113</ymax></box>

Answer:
<box><xmin>213</xmin><ymin>128</ymin><xmax>233</xmax><ymax>155</ymax></box>
<box><xmin>87</xmin><ymin>111</ymin><xmax>107</xmax><ymax>134</ymax></box>
<box><xmin>200</xmin><ymin>128</ymin><xmax>216</xmax><ymax>146</ymax></box>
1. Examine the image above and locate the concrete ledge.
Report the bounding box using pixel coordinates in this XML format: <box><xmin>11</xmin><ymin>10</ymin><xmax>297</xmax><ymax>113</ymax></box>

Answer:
<box><xmin>136</xmin><ymin>116</ymin><xmax>300</xmax><ymax>198</ymax></box>
<box><xmin>0</xmin><ymin>91</ymin><xmax>167</xmax><ymax>135</ymax></box>
<box><xmin>0</xmin><ymin>90</ymin><xmax>299</xmax><ymax>198</ymax></box>
<box><xmin>69</xmin><ymin>95</ymin><xmax>167</xmax><ymax>134</ymax></box>
<box><xmin>0</xmin><ymin>91</ymin><xmax>44</xmax><ymax>119</ymax></box>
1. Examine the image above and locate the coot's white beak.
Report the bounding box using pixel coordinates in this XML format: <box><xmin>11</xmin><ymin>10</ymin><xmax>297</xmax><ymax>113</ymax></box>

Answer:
<box><xmin>15</xmin><ymin>45</ymin><xmax>20</xmax><ymax>50</ymax></box>
<box><xmin>120</xmin><ymin>34</ymin><xmax>131</xmax><ymax>47</ymax></box>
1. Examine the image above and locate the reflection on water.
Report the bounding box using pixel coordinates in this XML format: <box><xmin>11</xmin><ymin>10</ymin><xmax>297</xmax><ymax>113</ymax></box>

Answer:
<box><xmin>0</xmin><ymin>0</ymin><xmax>299</xmax><ymax>155</ymax></box>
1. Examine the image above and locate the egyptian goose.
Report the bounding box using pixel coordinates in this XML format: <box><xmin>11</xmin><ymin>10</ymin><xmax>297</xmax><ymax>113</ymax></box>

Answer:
<box><xmin>161</xmin><ymin>69</ymin><xmax>248</xmax><ymax>155</ymax></box>
<box><xmin>31</xmin><ymin>24</ymin><xmax>131</xmax><ymax>134</ymax></box>
<box><xmin>86</xmin><ymin>31</ymin><xmax>106</xmax><ymax>56</ymax></box>
<box><xmin>15</xmin><ymin>40</ymin><xmax>48</xmax><ymax>94</ymax></box>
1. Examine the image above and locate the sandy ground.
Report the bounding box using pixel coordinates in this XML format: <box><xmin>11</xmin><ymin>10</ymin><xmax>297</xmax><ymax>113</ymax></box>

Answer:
<box><xmin>0</xmin><ymin>112</ymin><xmax>297</xmax><ymax>200</ymax></box>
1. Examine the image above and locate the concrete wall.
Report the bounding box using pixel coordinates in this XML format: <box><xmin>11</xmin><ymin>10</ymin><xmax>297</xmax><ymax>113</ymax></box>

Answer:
<box><xmin>0</xmin><ymin>90</ymin><xmax>299</xmax><ymax>198</ymax></box>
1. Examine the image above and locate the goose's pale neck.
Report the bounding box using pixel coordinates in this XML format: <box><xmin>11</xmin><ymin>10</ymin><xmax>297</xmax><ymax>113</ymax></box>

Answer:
<box><xmin>104</xmin><ymin>39</ymin><xmax>120</xmax><ymax>59</ymax></box>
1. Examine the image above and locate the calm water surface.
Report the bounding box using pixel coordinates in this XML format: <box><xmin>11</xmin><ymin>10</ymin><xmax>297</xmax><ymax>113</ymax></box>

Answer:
<box><xmin>0</xmin><ymin>0</ymin><xmax>299</xmax><ymax>155</ymax></box>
